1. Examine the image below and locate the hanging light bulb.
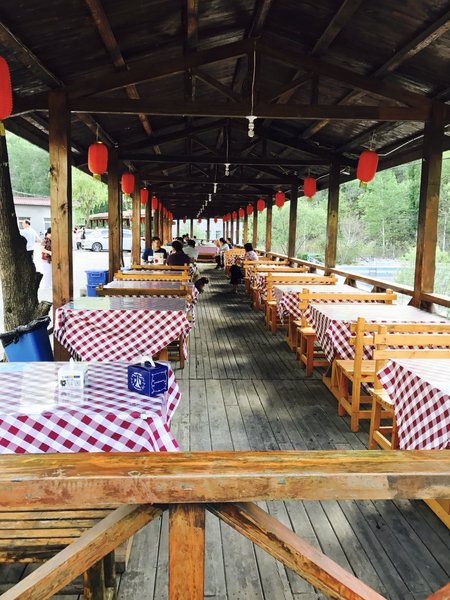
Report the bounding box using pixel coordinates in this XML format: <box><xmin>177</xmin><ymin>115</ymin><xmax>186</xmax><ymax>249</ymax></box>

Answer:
<box><xmin>208</xmin><ymin>193</ymin><xmax>212</xmax><ymax>203</ymax></box>
<box><xmin>213</xmin><ymin>182</ymin><xmax>218</xmax><ymax>194</ymax></box>
<box><xmin>247</xmin><ymin>115</ymin><xmax>256</xmax><ymax>138</ymax></box>
<box><xmin>224</xmin><ymin>163</ymin><xmax>230</xmax><ymax>176</ymax></box>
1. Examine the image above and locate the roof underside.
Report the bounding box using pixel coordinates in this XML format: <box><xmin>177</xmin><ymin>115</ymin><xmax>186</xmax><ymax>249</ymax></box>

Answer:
<box><xmin>2</xmin><ymin>0</ymin><xmax>450</xmax><ymax>217</ymax></box>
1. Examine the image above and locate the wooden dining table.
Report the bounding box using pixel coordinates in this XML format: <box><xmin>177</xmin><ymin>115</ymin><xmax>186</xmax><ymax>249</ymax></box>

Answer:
<box><xmin>54</xmin><ymin>296</ymin><xmax>191</xmax><ymax>362</ymax></box>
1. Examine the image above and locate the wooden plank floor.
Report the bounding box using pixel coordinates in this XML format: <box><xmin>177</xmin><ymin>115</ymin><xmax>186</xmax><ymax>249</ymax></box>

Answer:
<box><xmin>0</xmin><ymin>265</ymin><xmax>448</xmax><ymax>599</ymax></box>
<box><xmin>118</xmin><ymin>266</ymin><xmax>450</xmax><ymax>600</ymax></box>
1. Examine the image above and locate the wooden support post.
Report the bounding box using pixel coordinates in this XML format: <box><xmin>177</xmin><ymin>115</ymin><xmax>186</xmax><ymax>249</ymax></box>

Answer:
<box><xmin>176</xmin><ymin>219</ymin><xmax>180</xmax><ymax>238</ymax></box>
<box><xmin>83</xmin><ymin>560</ymin><xmax>106</xmax><ymax>600</ymax></box>
<box><xmin>288</xmin><ymin>183</ymin><xmax>298</xmax><ymax>259</ymax></box>
<box><xmin>230</xmin><ymin>218</ymin><xmax>235</xmax><ymax>243</ymax></box>
<box><xmin>253</xmin><ymin>203</ymin><xmax>258</xmax><ymax>248</ymax></box>
<box><xmin>413</xmin><ymin>104</ymin><xmax>446</xmax><ymax>307</ymax></box>
<box><xmin>145</xmin><ymin>198</ymin><xmax>152</xmax><ymax>247</ymax></box>
<box><xmin>243</xmin><ymin>211</ymin><xmax>248</xmax><ymax>244</ymax></box>
<box><xmin>190</xmin><ymin>218</ymin><xmax>194</xmax><ymax>238</ymax></box>
<box><xmin>223</xmin><ymin>220</ymin><xmax>226</xmax><ymax>239</ymax></box>
<box><xmin>265</xmin><ymin>197</ymin><xmax>273</xmax><ymax>254</ymax></box>
<box><xmin>169</xmin><ymin>505</ymin><xmax>205</xmax><ymax>600</ymax></box>
<box><xmin>107</xmin><ymin>147</ymin><xmax>120</xmax><ymax>281</ymax></box>
<box><xmin>225</xmin><ymin>220</ymin><xmax>229</xmax><ymax>239</ymax></box>
<box><xmin>206</xmin><ymin>218</ymin><xmax>210</xmax><ymax>241</ymax></box>
<box><xmin>48</xmin><ymin>89</ymin><xmax>73</xmax><ymax>361</ymax></box>
<box><xmin>236</xmin><ymin>215</ymin><xmax>240</xmax><ymax>245</ymax></box>
<box><xmin>131</xmin><ymin>178</ymin><xmax>140</xmax><ymax>265</ymax></box>
<box><xmin>159</xmin><ymin>209</ymin><xmax>164</xmax><ymax>242</ymax></box>
<box><xmin>325</xmin><ymin>159</ymin><xmax>340</xmax><ymax>272</ymax></box>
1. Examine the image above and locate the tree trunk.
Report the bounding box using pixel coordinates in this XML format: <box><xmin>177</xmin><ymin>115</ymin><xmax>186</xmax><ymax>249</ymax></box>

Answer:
<box><xmin>0</xmin><ymin>131</ymin><xmax>50</xmax><ymax>331</ymax></box>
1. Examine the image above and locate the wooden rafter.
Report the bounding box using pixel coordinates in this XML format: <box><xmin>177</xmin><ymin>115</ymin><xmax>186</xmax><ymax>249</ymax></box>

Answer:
<box><xmin>182</xmin><ymin>0</ymin><xmax>199</xmax><ymax>101</ymax></box>
<box><xmin>301</xmin><ymin>8</ymin><xmax>450</xmax><ymax>139</ymax></box>
<box><xmin>118</xmin><ymin>154</ymin><xmax>329</xmax><ymax>166</ymax></box>
<box><xmin>193</xmin><ymin>69</ymin><xmax>241</xmax><ymax>102</ymax></box>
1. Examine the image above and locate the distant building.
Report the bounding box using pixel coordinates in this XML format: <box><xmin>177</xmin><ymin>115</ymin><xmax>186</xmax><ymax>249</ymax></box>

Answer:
<box><xmin>14</xmin><ymin>196</ymin><xmax>50</xmax><ymax>235</ymax></box>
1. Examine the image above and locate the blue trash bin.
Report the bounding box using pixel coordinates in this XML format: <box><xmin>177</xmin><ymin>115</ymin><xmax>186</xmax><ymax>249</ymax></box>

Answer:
<box><xmin>87</xmin><ymin>284</ymin><xmax>98</xmax><ymax>297</ymax></box>
<box><xmin>0</xmin><ymin>316</ymin><xmax>53</xmax><ymax>362</ymax></box>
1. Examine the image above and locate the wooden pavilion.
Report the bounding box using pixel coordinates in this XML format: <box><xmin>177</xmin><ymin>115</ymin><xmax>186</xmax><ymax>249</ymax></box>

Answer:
<box><xmin>0</xmin><ymin>1</ymin><xmax>449</xmax><ymax>598</ymax></box>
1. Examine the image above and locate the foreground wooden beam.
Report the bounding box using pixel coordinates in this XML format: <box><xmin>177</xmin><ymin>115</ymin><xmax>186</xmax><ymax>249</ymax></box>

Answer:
<box><xmin>0</xmin><ymin>451</ymin><xmax>448</xmax><ymax>509</ymax></box>
<box><xmin>209</xmin><ymin>502</ymin><xmax>386</xmax><ymax>600</ymax></box>
<box><xmin>48</xmin><ymin>89</ymin><xmax>73</xmax><ymax>361</ymax></box>
<box><xmin>0</xmin><ymin>504</ymin><xmax>162</xmax><ymax>600</ymax></box>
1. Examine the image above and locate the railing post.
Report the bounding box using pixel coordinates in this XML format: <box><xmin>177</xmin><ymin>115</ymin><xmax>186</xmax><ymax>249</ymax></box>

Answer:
<box><xmin>288</xmin><ymin>183</ymin><xmax>298</xmax><ymax>259</ymax></box>
<box><xmin>108</xmin><ymin>146</ymin><xmax>121</xmax><ymax>281</ymax></box>
<box><xmin>169</xmin><ymin>504</ymin><xmax>205</xmax><ymax>600</ymax></box>
<box><xmin>325</xmin><ymin>159</ymin><xmax>340</xmax><ymax>273</ymax></box>
<box><xmin>265</xmin><ymin>197</ymin><xmax>272</xmax><ymax>254</ymax></box>
<box><xmin>413</xmin><ymin>104</ymin><xmax>446</xmax><ymax>308</ymax></box>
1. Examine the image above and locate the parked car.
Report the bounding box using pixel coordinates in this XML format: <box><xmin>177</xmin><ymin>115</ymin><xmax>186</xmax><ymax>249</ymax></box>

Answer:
<box><xmin>82</xmin><ymin>229</ymin><xmax>144</xmax><ymax>252</ymax></box>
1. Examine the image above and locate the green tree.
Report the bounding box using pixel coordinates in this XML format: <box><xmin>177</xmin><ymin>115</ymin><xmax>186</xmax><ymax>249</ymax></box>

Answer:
<box><xmin>5</xmin><ymin>132</ymin><xmax>50</xmax><ymax>196</ymax></box>
<box><xmin>72</xmin><ymin>169</ymin><xmax>107</xmax><ymax>225</ymax></box>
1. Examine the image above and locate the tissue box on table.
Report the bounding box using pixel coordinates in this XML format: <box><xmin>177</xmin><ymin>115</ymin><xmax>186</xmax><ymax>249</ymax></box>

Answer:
<box><xmin>128</xmin><ymin>361</ymin><xmax>169</xmax><ymax>397</ymax></box>
<box><xmin>58</xmin><ymin>361</ymin><xmax>88</xmax><ymax>389</ymax></box>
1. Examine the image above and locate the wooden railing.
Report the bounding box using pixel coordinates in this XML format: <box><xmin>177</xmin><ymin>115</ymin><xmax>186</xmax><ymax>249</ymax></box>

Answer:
<box><xmin>0</xmin><ymin>450</ymin><xmax>449</xmax><ymax>599</ymax></box>
<box><xmin>255</xmin><ymin>249</ymin><xmax>450</xmax><ymax>312</ymax></box>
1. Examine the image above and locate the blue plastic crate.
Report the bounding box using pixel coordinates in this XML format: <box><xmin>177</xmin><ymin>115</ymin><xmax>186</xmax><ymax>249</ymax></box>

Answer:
<box><xmin>85</xmin><ymin>270</ymin><xmax>108</xmax><ymax>286</ymax></box>
<box><xmin>87</xmin><ymin>284</ymin><xmax>98</xmax><ymax>297</ymax></box>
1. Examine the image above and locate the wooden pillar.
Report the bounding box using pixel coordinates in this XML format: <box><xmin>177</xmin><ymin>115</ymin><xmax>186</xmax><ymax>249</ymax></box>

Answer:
<box><xmin>145</xmin><ymin>197</ymin><xmax>152</xmax><ymax>247</ymax></box>
<box><xmin>206</xmin><ymin>218</ymin><xmax>210</xmax><ymax>241</ymax></box>
<box><xmin>190</xmin><ymin>218</ymin><xmax>194</xmax><ymax>238</ymax></box>
<box><xmin>265</xmin><ymin>197</ymin><xmax>273</xmax><ymax>254</ymax></box>
<box><xmin>131</xmin><ymin>177</ymin><xmax>140</xmax><ymax>265</ymax></box>
<box><xmin>325</xmin><ymin>159</ymin><xmax>340</xmax><ymax>272</ymax></box>
<box><xmin>243</xmin><ymin>211</ymin><xmax>248</xmax><ymax>244</ymax></box>
<box><xmin>236</xmin><ymin>214</ymin><xmax>240</xmax><ymax>245</ymax></box>
<box><xmin>230</xmin><ymin>217</ymin><xmax>234</xmax><ymax>242</ymax></box>
<box><xmin>176</xmin><ymin>219</ymin><xmax>180</xmax><ymax>238</ymax></box>
<box><xmin>413</xmin><ymin>104</ymin><xmax>446</xmax><ymax>307</ymax></box>
<box><xmin>252</xmin><ymin>203</ymin><xmax>258</xmax><ymax>248</ymax></box>
<box><xmin>287</xmin><ymin>183</ymin><xmax>298</xmax><ymax>259</ymax></box>
<box><xmin>49</xmin><ymin>89</ymin><xmax>72</xmax><ymax>361</ymax></box>
<box><xmin>159</xmin><ymin>209</ymin><xmax>164</xmax><ymax>242</ymax></box>
<box><xmin>107</xmin><ymin>147</ymin><xmax>120</xmax><ymax>281</ymax></box>
<box><xmin>223</xmin><ymin>220</ymin><xmax>226</xmax><ymax>239</ymax></box>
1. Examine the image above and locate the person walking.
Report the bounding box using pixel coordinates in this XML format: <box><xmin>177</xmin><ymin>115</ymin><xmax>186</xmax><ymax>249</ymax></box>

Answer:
<box><xmin>20</xmin><ymin>220</ymin><xmax>40</xmax><ymax>261</ymax></box>
<box><xmin>40</xmin><ymin>227</ymin><xmax>52</xmax><ymax>289</ymax></box>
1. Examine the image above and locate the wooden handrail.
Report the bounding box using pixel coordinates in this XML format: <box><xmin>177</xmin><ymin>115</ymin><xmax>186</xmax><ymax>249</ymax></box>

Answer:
<box><xmin>0</xmin><ymin>451</ymin><xmax>448</xmax><ymax>509</ymax></box>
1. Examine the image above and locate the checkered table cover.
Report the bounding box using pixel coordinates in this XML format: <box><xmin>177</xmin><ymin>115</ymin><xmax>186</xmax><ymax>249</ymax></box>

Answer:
<box><xmin>55</xmin><ymin>296</ymin><xmax>191</xmax><ymax>362</ymax></box>
<box><xmin>224</xmin><ymin>253</ymin><xmax>245</xmax><ymax>267</ymax></box>
<box><xmin>0</xmin><ymin>362</ymin><xmax>181</xmax><ymax>453</ymax></box>
<box><xmin>378</xmin><ymin>359</ymin><xmax>450</xmax><ymax>450</ymax></box>
<box><xmin>303</xmin><ymin>303</ymin><xmax>447</xmax><ymax>363</ymax></box>
<box><xmin>273</xmin><ymin>285</ymin><xmax>377</xmax><ymax>323</ymax></box>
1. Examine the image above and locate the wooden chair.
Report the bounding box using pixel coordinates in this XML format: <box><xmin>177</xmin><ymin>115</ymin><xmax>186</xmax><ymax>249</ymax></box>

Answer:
<box><xmin>96</xmin><ymin>284</ymin><xmax>189</xmax><ymax>298</ymax></box>
<box><xmin>115</xmin><ymin>271</ymin><xmax>190</xmax><ymax>283</ymax></box>
<box><xmin>251</xmin><ymin>266</ymin><xmax>311</xmax><ymax>311</ymax></box>
<box><xmin>368</xmin><ymin>326</ymin><xmax>450</xmax><ymax>450</ymax></box>
<box><xmin>131</xmin><ymin>264</ymin><xmax>190</xmax><ymax>274</ymax></box>
<box><xmin>296</xmin><ymin>290</ymin><xmax>397</xmax><ymax>376</ymax></box>
<box><xmin>336</xmin><ymin>320</ymin><xmax>450</xmax><ymax>432</ymax></box>
<box><xmin>243</xmin><ymin>259</ymin><xmax>289</xmax><ymax>296</ymax></box>
<box><xmin>264</xmin><ymin>273</ymin><xmax>336</xmax><ymax>333</ymax></box>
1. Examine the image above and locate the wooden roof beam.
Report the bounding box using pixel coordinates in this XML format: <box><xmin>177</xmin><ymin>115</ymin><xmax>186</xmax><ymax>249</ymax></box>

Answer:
<box><xmin>301</xmin><ymin>8</ymin><xmax>450</xmax><ymax>139</ymax></box>
<box><xmin>182</xmin><ymin>0</ymin><xmax>199</xmax><ymax>101</ymax></box>
<box><xmin>312</xmin><ymin>0</ymin><xmax>364</xmax><ymax>56</ymax></box>
<box><xmin>147</xmin><ymin>176</ymin><xmax>300</xmax><ymax>185</ymax></box>
<box><xmin>119</xmin><ymin>154</ymin><xmax>328</xmax><ymax>166</ymax></box>
<box><xmin>193</xmin><ymin>69</ymin><xmax>241</xmax><ymax>102</ymax></box>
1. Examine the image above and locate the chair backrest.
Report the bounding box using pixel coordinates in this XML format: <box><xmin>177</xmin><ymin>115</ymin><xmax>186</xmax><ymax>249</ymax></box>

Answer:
<box><xmin>265</xmin><ymin>273</ymin><xmax>336</xmax><ymax>301</ymax></box>
<box><xmin>298</xmin><ymin>288</ymin><xmax>397</xmax><ymax>311</ymax></box>
<box><xmin>131</xmin><ymin>264</ymin><xmax>189</xmax><ymax>273</ymax></box>
<box><xmin>96</xmin><ymin>284</ymin><xmax>189</xmax><ymax>298</ymax></box>
<box><xmin>243</xmin><ymin>259</ymin><xmax>289</xmax><ymax>277</ymax></box>
<box><xmin>115</xmin><ymin>272</ymin><xmax>190</xmax><ymax>282</ymax></box>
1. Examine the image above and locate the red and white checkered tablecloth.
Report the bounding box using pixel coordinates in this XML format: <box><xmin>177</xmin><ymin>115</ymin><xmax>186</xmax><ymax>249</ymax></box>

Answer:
<box><xmin>0</xmin><ymin>362</ymin><xmax>181</xmax><ymax>453</ymax></box>
<box><xmin>303</xmin><ymin>303</ymin><xmax>447</xmax><ymax>363</ymax></box>
<box><xmin>378</xmin><ymin>359</ymin><xmax>450</xmax><ymax>450</ymax></box>
<box><xmin>54</xmin><ymin>297</ymin><xmax>191</xmax><ymax>362</ymax></box>
<box><xmin>224</xmin><ymin>252</ymin><xmax>245</xmax><ymax>267</ymax></box>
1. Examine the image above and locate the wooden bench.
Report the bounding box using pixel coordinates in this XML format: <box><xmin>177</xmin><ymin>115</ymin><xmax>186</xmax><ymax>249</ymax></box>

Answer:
<box><xmin>296</xmin><ymin>290</ymin><xmax>397</xmax><ymax>376</ymax></box>
<box><xmin>263</xmin><ymin>273</ymin><xmax>335</xmax><ymax>332</ymax></box>
<box><xmin>335</xmin><ymin>319</ymin><xmax>450</xmax><ymax>432</ymax></box>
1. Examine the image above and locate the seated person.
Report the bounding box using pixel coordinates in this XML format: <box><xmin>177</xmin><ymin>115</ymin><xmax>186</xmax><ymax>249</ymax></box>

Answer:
<box><xmin>184</xmin><ymin>239</ymin><xmax>199</xmax><ymax>262</ymax></box>
<box><xmin>142</xmin><ymin>236</ymin><xmax>168</xmax><ymax>263</ymax></box>
<box><xmin>215</xmin><ymin>237</ymin><xmax>230</xmax><ymax>269</ymax></box>
<box><xmin>244</xmin><ymin>242</ymin><xmax>258</xmax><ymax>262</ymax></box>
<box><xmin>227</xmin><ymin>237</ymin><xmax>234</xmax><ymax>248</ymax></box>
<box><xmin>167</xmin><ymin>240</ymin><xmax>190</xmax><ymax>266</ymax></box>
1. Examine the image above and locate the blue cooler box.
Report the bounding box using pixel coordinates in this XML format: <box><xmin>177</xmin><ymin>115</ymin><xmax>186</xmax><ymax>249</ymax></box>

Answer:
<box><xmin>86</xmin><ymin>270</ymin><xmax>108</xmax><ymax>297</ymax></box>
<box><xmin>128</xmin><ymin>361</ymin><xmax>169</xmax><ymax>397</ymax></box>
<box><xmin>0</xmin><ymin>316</ymin><xmax>53</xmax><ymax>362</ymax></box>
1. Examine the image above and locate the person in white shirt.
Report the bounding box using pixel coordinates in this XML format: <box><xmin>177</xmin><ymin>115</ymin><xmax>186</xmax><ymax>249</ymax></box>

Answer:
<box><xmin>20</xmin><ymin>220</ymin><xmax>40</xmax><ymax>260</ymax></box>
<box><xmin>215</xmin><ymin>238</ymin><xmax>230</xmax><ymax>269</ymax></box>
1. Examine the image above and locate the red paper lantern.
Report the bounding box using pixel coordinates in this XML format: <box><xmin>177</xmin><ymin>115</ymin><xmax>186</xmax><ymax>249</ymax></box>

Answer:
<box><xmin>151</xmin><ymin>195</ymin><xmax>158</xmax><ymax>211</ymax></box>
<box><xmin>140</xmin><ymin>187</ymin><xmax>149</xmax><ymax>205</ymax></box>
<box><xmin>140</xmin><ymin>216</ymin><xmax>145</xmax><ymax>223</ymax></box>
<box><xmin>226</xmin><ymin>213</ymin><xmax>231</xmax><ymax>222</ymax></box>
<box><xmin>256</xmin><ymin>198</ymin><xmax>265</xmax><ymax>212</ymax></box>
<box><xmin>357</xmin><ymin>149</ymin><xmax>379</xmax><ymax>188</ymax></box>
<box><xmin>303</xmin><ymin>177</ymin><xmax>316</xmax><ymax>199</ymax></box>
<box><xmin>214</xmin><ymin>217</ymin><xmax>218</xmax><ymax>223</ymax></box>
<box><xmin>232</xmin><ymin>211</ymin><xmax>237</xmax><ymax>220</ymax></box>
<box><xmin>87</xmin><ymin>141</ymin><xmax>108</xmax><ymax>179</ymax></box>
<box><xmin>238</xmin><ymin>207</ymin><xmax>245</xmax><ymax>218</ymax></box>
<box><xmin>275</xmin><ymin>190</ymin><xmax>285</xmax><ymax>208</ymax></box>
<box><xmin>198</xmin><ymin>218</ymin><xmax>202</xmax><ymax>224</ymax></box>
<box><xmin>121</xmin><ymin>172</ymin><xmax>135</xmax><ymax>196</ymax></box>
<box><xmin>246</xmin><ymin>204</ymin><xmax>253</xmax><ymax>216</ymax></box>
<box><xmin>0</xmin><ymin>57</ymin><xmax>12</xmax><ymax>121</ymax></box>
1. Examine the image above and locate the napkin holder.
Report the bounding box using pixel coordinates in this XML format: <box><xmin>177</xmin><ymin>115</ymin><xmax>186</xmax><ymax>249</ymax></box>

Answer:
<box><xmin>128</xmin><ymin>357</ymin><xmax>168</xmax><ymax>397</ymax></box>
<box><xmin>153</xmin><ymin>252</ymin><xmax>165</xmax><ymax>265</ymax></box>
<box><xmin>58</xmin><ymin>359</ymin><xmax>88</xmax><ymax>390</ymax></box>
